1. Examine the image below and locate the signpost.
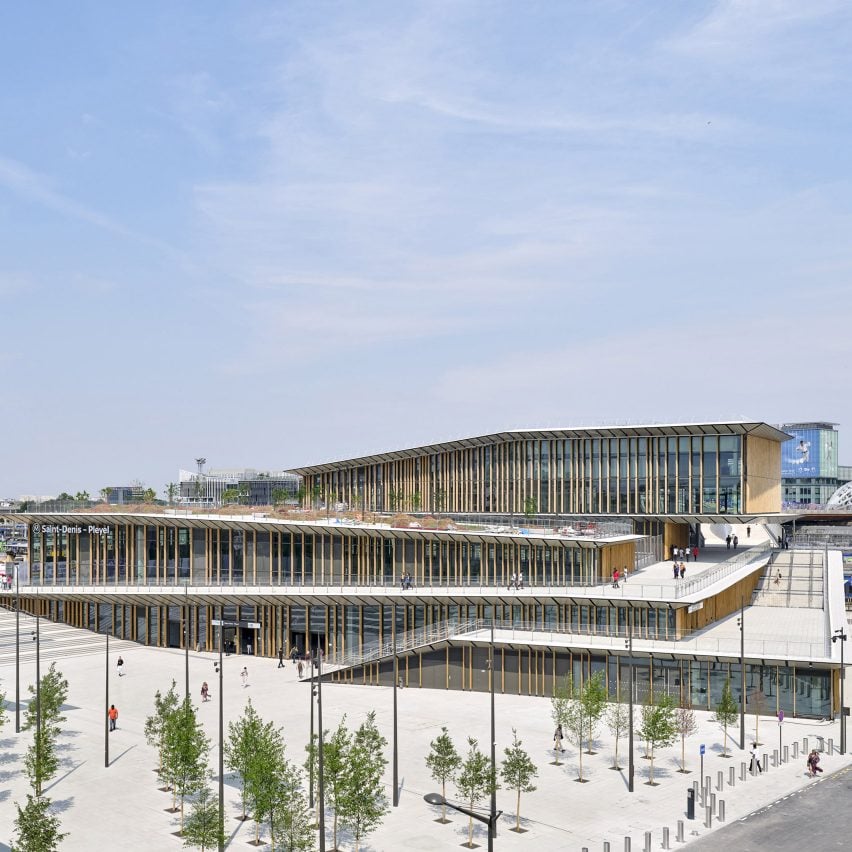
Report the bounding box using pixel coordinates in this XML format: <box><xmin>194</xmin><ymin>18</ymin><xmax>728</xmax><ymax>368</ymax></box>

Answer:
<box><xmin>778</xmin><ymin>710</ymin><xmax>784</xmax><ymax>758</ymax></box>
<box><xmin>700</xmin><ymin>743</ymin><xmax>705</xmax><ymax>791</ymax></box>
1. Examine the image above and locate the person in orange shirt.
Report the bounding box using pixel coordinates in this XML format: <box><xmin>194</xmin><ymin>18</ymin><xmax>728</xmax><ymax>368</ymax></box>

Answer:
<box><xmin>108</xmin><ymin>704</ymin><xmax>118</xmax><ymax>731</ymax></box>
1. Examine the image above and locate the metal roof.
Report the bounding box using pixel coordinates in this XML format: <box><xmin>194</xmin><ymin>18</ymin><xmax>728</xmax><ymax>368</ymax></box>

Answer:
<box><xmin>287</xmin><ymin>421</ymin><xmax>792</xmax><ymax>475</ymax></box>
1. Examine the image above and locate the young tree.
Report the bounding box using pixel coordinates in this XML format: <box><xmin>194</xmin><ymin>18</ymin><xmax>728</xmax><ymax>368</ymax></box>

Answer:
<box><xmin>500</xmin><ymin>729</ymin><xmax>538</xmax><ymax>833</ymax></box>
<box><xmin>13</xmin><ymin>794</ymin><xmax>67</xmax><ymax>851</ymax></box>
<box><xmin>674</xmin><ymin>704</ymin><xmax>698</xmax><ymax>772</ymax></box>
<box><xmin>604</xmin><ymin>700</ymin><xmax>631</xmax><ymax>770</ymax></box>
<box><xmin>411</xmin><ymin>490</ymin><xmax>422</xmax><ymax>512</ymax></box>
<box><xmin>24</xmin><ymin>727</ymin><xmax>59</xmax><ymax>797</ymax></box>
<box><xmin>433</xmin><ymin>488</ymin><xmax>447</xmax><ymax>513</ymax></box>
<box><xmin>581</xmin><ymin>671</ymin><xmax>607</xmax><ymax>754</ymax></box>
<box><xmin>182</xmin><ymin>787</ymin><xmax>223</xmax><ymax>852</ymax></box>
<box><xmin>425</xmin><ymin>727</ymin><xmax>462</xmax><ymax>823</ymax></box>
<box><xmin>162</xmin><ymin>698</ymin><xmax>211</xmax><ymax>832</ymax></box>
<box><xmin>271</xmin><ymin>488</ymin><xmax>288</xmax><ymax>507</ymax></box>
<box><xmin>638</xmin><ymin>693</ymin><xmax>676</xmax><ymax>785</ymax></box>
<box><xmin>23</xmin><ymin>663</ymin><xmax>69</xmax><ymax>731</ymax></box>
<box><xmin>557</xmin><ymin>676</ymin><xmax>591</xmax><ymax>781</ymax></box>
<box><xmin>550</xmin><ymin>677</ymin><xmax>572</xmax><ymax>766</ymax></box>
<box><xmin>340</xmin><ymin>711</ymin><xmax>389</xmax><ymax>852</ymax></box>
<box><xmin>295</xmin><ymin>484</ymin><xmax>307</xmax><ymax>507</ymax></box>
<box><xmin>311</xmin><ymin>484</ymin><xmax>323</xmax><ymax>509</ymax></box>
<box><xmin>145</xmin><ymin>680</ymin><xmax>180</xmax><ymax>779</ymax></box>
<box><xmin>165</xmin><ymin>482</ymin><xmax>179</xmax><ymax>505</ymax></box>
<box><xmin>268</xmin><ymin>758</ymin><xmax>314</xmax><ymax>852</ymax></box>
<box><xmin>749</xmin><ymin>689</ymin><xmax>767</xmax><ymax>746</ymax></box>
<box><xmin>143</xmin><ymin>487</ymin><xmax>157</xmax><ymax>503</ymax></box>
<box><xmin>713</xmin><ymin>680</ymin><xmax>739</xmax><ymax>758</ymax></box>
<box><xmin>456</xmin><ymin>737</ymin><xmax>495</xmax><ymax>849</ymax></box>
<box><xmin>245</xmin><ymin>718</ymin><xmax>287</xmax><ymax>846</ymax></box>
<box><xmin>319</xmin><ymin>716</ymin><xmax>353</xmax><ymax>851</ymax></box>
<box><xmin>225</xmin><ymin>698</ymin><xmax>263</xmax><ymax>820</ymax></box>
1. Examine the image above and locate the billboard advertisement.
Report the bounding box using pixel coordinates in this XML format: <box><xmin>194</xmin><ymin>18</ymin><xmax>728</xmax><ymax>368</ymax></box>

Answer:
<box><xmin>781</xmin><ymin>427</ymin><xmax>838</xmax><ymax>478</ymax></box>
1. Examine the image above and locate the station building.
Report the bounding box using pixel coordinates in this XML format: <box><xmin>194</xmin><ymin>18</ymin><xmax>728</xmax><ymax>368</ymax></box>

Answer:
<box><xmin>2</xmin><ymin>421</ymin><xmax>846</xmax><ymax>719</ymax></box>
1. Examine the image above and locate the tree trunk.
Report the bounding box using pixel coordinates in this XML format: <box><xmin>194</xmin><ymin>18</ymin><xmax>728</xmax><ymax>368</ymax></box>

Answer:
<box><xmin>578</xmin><ymin>744</ymin><xmax>584</xmax><ymax>781</ymax></box>
<box><xmin>614</xmin><ymin>735</ymin><xmax>620</xmax><ymax>768</ymax></box>
<box><xmin>681</xmin><ymin>734</ymin><xmax>686</xmax><ymax>771</ymax></box>
<box><xmin>180</xmin><ymin>798</ymin><xmax>185</xmax><ymax>832</ymax></box>
<box><xmin>333</xmin><ymin>811</ymin><xmax>338</xmax><ymax>850</ymax></box>
<box><xmin>442</xmin><ymin>779</ymin><xmax>447</xmax><ymax>821</ymax></box>
<box><xmin>516</xmin><ymin>788</ymin><xmax>521</xmax><ymax>831</ymax></box>
<box><xmin>468</xmin><ymin>813</ymin><xmax>473</xmax><ymax>846</ymax></box>
<box><xmin>242</xmin><ymin>785</ymin><xmax>247</xmax><ymax>820</ymax></box>
<box><xmin>649</xmin><ymin>750</ymin><xmax>655</xmax><ymax>784</ymax></box>
<box><xmin>723</xmin><ymin>723</ymin><xmax>728</xmax><ymax>757</ymax></box>
<box><xmin>255</xmin><ymin>819</ymin><xmax>259</xmax><ymax>845</ymax></box>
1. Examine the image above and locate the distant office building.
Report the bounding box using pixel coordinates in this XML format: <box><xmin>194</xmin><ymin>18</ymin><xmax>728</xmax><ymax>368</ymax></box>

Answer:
<box><xmin>780</xmin><ymin>422</ymin><xmax>845</xmax><ymax>507</ymax></box>
<box><xmin>178</xmin><ymin>468</ymin><xmax>300</xmax><ymax>506</ymax></box>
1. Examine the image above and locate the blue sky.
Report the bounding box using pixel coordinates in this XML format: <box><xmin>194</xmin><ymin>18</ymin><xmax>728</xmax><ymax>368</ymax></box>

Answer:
<box><xmin>1</xmin><ymin>1</ymin><xmax>851</xmax><ymax>496</ymax></box>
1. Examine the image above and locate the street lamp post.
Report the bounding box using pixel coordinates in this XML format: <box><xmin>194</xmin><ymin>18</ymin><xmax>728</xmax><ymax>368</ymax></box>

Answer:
<box><xmin>489</xmin><ymin>616</ymin><xmax>497</xmax><ymax>842</ymax></box>
<box><xmin>309</xmin><ymin>651</ymin><xmax>315</xmax><ymax>809</ymax></box>
<box><xmin>8</xmin><ymin>552</ymin><xmax>21</xmax><ymax>733</ymax></box>
<box><xmin>738</xmin><ymin>596</ymin><xmax>746</xmax><ymax>751</ymax></box>
<box><xmin>833</xmin><ymin>628</ymin><xmax>847</xmax><ymax>755</ymax></box>
<box><xmin>626</xmin><ymin>633</ymin><xmax>634</xmax><ymax>793</ymax></box>
<box><xmin>185</xmin><ymin>585</ymin><xmax>190</xmax><ymax>700</ymax></box>
<box><xmin>424</xmin><ymin>794</ymin><xmax>502</xmax><ymax>852</ymax></box>
<box><xmin>392</xmin><ymin>602</ymin><xmax>399</xmax><ymax>807</ymax></box>
<box><xmin>316</xmin><ymin>646</ymin><xmax>326</xmax><ymax>852</ymax></box>
<box><xmin>35</xmin><ymin>593</ymin><xmax>41</xmax><ymax>787</ymax></box>
<box><xmin>105</xmin><ymin>628</ymin><xmax>110</xmax><ymax>767</ymax></box>
<box><xmin>217</xmin><ymin>604</ymin><xmax>225</xmax><ymax>852</ymax></box>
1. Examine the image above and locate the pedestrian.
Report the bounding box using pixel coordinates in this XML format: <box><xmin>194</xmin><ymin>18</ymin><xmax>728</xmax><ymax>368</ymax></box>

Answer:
<box><xmin>518</xmin><ymin>571</ymin><xmax>524</xmax><ymax>590</ymax></box>
<box><xmin>750</xmin><ymin>743</ymin><xmax>762</xmax><ymax>773</ymax></box>
<box><xmin>746</xmin><ymin>525</ymin><xmax>751</xmax><ymax>538</ymax></box>
<box><xmin>201</xmin><ymin>681</ymin><xmax>209</xmax><ymax>702</ymax></box>
<box><xmin>679</xmin><ymin>563</ymin><xmax>686</xmax><ymax>580</ymax></box>
<box><xmin>278</xmin><ymin>648</ymin><xmax>285</xmax><ymax>668</ymax></box>
<box><xmin>406</xmin><ymin>571</ymin><xmax>413</xmax><ymax>590</ymax></box>
<box><xmin>240</xmin><ymin>666</ymin><xmax>248</xmax><ymax>688</ymax></box>
<box><xmin>621</xmin><ymin>566</ymin><xmax>628</xmax><ymax>584</ymax></box>
<box><xmin>673</xmin><ymin>563</ymin><xmax>679</xmax><ymax>580</ymax></box>
<box><xmin>692</xmin><ymin>545</ymin><xmax>698</xmax><ymax>562</ymax></box>
<box><xmin>297</xmin><ymin>660</ymin><xmax>304</xmax><ymax>678</ymax></box>
<box><xmin>116</xmin><ymin>656</ymin><xmax>124</xmax><ymax>677</ymax></box>
<box><xmin>774</xmin><ymin>570</ymin><xmax>783</xmax><ymax>586</ymax></box>
<box><xmin>612</xmin><ymin>568</ymin><xmax>619</xmax><ymax>588</ymax></box>
<box><xmin>725</xmin><ymin>534</ymin><xmax>732</xmax><ymax>550</ymax></box>
<box><xmin>291</xmin><ymin>645</ymin><xmax>298</xmax><ymax>664</ymax></box>
<box><xmin>108</xmin><ymin>704</ymin><xmax>118</xmax><ymax>732</ymax></box>
<box><xmin>733</xmin><ymin>534</ymin><xmax>739</xmax><ymax>549</ymax></box>
<box><xmin>553</xmin><ymin>724</ymin><xmax>564</xmax><ymax>753</ymax></box>
<box><xmin>807</xmin><ymin>750</ymin><xmax>823</xmax><ymax>777</ymax></box>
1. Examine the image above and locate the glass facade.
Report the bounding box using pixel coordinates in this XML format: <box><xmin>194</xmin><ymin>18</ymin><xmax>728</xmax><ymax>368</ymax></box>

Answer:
<box><xmin>304</xmin><ymin>431</ymin><xmax>745</xmax><ymax>516</ymax></box>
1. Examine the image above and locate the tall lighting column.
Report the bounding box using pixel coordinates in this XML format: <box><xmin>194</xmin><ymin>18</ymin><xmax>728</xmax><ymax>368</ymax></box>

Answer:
<box><xmin>489</xmin><ymin>613</ymin><xmax>497</xmax><ymax>841</ymax></box>
<box><xmin>215</xmin><ymin>605</ymin><xmax>225</xmax><ymax>852</ymax></box>
<box><xmin>104</xmin><ymin>628</ymin><xmax>110</xmax><ymax>767</ymax></box>
<box><xmin>833</xmin><ymin>628</ymin><xmax>847</xmax><ymax>755</ymax></box>
<box><xmin>392</xmin><ymin>601</ymin><xmax>399</xmax><ymax>807</ymax></box>
<box><xmin>8</xmin><ymin>552</ymin><xmax>21</xmax><ymax>733</ymax></box>
<box><xmin>626</xmin><ymin>633</ymin><xmax>634</xmax><ymax>793</ymax></box>
<box><xmin>316</xmin><ymin>646</ymin><xmax>326</xmax><ymax>852</ymax></box>
<box><xmin>738</xmin><ymin>596</ymin><xmax>746</xmax><ymax>751</ymax></box>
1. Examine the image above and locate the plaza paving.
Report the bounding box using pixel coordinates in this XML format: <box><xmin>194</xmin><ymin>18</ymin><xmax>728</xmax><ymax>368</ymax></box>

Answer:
<box><xmin>0</xmin><ymin>608</ymin><xmax>849</xmax><ymax>851</ymax></box>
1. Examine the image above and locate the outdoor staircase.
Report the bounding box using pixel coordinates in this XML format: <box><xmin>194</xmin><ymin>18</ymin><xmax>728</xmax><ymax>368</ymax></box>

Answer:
<box><xmin>751</xmin><ymin>550</ymin><xmax>824</xmax><ymax>609</ymax></box>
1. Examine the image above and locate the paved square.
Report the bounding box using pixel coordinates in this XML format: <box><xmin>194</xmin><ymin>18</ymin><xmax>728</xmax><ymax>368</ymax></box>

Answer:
<box><xmin>1</xmin><ymin>608</ymin><xmax>849</xmax><ymax>851</ymax></box>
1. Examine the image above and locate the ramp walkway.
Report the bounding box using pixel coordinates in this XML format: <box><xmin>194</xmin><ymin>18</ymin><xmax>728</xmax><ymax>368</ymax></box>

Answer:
<box><xmin>751</xmin><ymin>550</ymin><xmax>825</xmax><ymax>609</ymax></box>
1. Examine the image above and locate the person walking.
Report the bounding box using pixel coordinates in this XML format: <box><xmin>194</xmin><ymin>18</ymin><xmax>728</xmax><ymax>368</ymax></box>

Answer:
<box><xmin>297</xmin><ymin>659</ymin><xmax>304</xmax><ymax>679</ymax></box>
<box><xmin>108</xmin><ymin>704</ymin><xmax>118</xmax><ymax>732</ymax></box>
<box><xmin>692</xmin><ymin>545</ymin><xmax>698</xmax><ymax>562</ymax></box>
<box><xmin>291</xmin><ymin>645</ymin><xmax>299</xmax><ymax>664</ymax></box>
<box><xmin>240</xmin><ymin>666</ymin><xmax>248</xmax><ymax>688</ymax></box>
<box><xmin>612</xmin><ymin>568</ymin><xmax>619</xmax><ymax>588</ymax></box>
<box><xmin>201</xmin><ymin>681</ymin><xmax>209</xmax><ymax>702</ymax></box>
<box><xmin>553</xmin><ymin>724</ymin><xmax>565</xmax><ymax>753</ymax></box>
<box><xmin>116</xmin><ymin>656</ymin><xmax>124</xmax><ymax>677</ymax></box>
<box><xmin>746</xmin><ymin>525</ymin><xmax>752</xmax><ymax>538</ymax></box>
<box><xmin>749</xmin><ymin>743</ymin><xmax>762</xmax><ymax>774</ymax></box>
<box><xmin>278</xmin><ymin>648</ymin><xmax>285</xmax><ymax>668</ymax></box>
<box><xmin>733</xmin><ymin>534</ymin><xmax>739</xmax><ymax>549</ymax></box>
<box><xmin>679</xmin><ymin>563</ymin><xmax>686</xmax><ymax>580</ymax></box>
<box><xmin>808</xmin><ymin>750</ymin><xmax>823</xmax><ymax>777</ymax></box>
<box><xmin>725</xmin><ymin>534</ymin><xmax>732</xmax><ymax>550</ymax></box>
<box><xmin>673</xmin><ymin>562</ymin><xmax>680</xmax><ymax>580</ymax></box>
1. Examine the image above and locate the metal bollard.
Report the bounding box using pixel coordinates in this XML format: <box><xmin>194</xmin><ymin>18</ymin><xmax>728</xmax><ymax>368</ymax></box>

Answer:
<box><xmin>704</xmin><ymin>775</ymin><xmax>712</xmax><ymax>796</ymax></box>
<box><xmin>719</xmin><ymin>800</ymin><xmax>725</xmax><ymax>823</ymax></box>
<box><xmin>803</xmin><ymin>737</ymin><xmax>808</xmax><ymax>753</ymax></box>
<box><xmin>828</xmin><ymin>738</ymin><xmax>834</xmax><ymax>755</ymax></box>
<box><xmin>604</xmin><ymin>843</ymin><xmax>611</xmax><ymax>852</ymax></box>
<box><xmin>662</xmin><ymin>827</ymin><xmax>670</xmax><ymax>850</ymax></box>
<box><xmin>740</xmin><ymin>761</ymin><xmax>747</xmax><ymax>781</ymax></box>
<box><xmin>793</xmin><ymin>742</ymin><xmax>799</xmax><ymax>759</ymax></box>
<box><xmin>729</xmin><ymin>766</ymin><xmax>735</xmax><ymax>787</ymax></box>
<box><xmin>583</xmin><ymin>848</ymin><xmax>589</xmax><ymax>852</ymax></box>
<box><xmin>817</xmin><ymin>735</ymin><xmax>824</xmax><ymax>751</ymax></box>
<box><xmin>693</xmin><ymin>780</ymin><xmax>700</xmax><ymax>806</ymax></box>
<box><xmin>625</xmin><ymin>837</ymin><xmax>631</xmax><ymax>852</ymax></box>
<box><xmin>677</xmin><ymin>820</ymin><xmax>685</xmax><ymax>843</ymax></box>
<box><xmin>717</xmin><ymin>770</ymin><xmax>723</xmax><ymax>791</ymax></box>
<box><xmin>783</xmin><ymin>745</ymin><xmax>789</xmax><ymax>764</ymax></box>
<box><xmin>705</xmin><ymin>806</ymin><xmax>712</xmax><ymax>829</ymax></box>
<box><xmin>710</xmin><ymin>792</ymin><xmax>716</xmax><ymax>815</ymax></box>
<box><xmin>762</xmin><ymin>752</ymin><xmax>768</xmax><ymax>772</ymax></box>
<box><xmin>773</xmin><ymin>749</ymin><xmax>779</xmax><ymax>767</ymax></box>
<box><xmin>644</xmin><ymin>831</ymin><xmax>651</xmax><ymax>852</ymax></box>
